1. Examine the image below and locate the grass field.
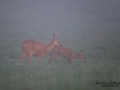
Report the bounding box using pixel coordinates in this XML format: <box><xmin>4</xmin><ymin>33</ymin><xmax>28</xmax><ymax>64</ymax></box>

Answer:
<box><xmin>0</xmin><ymin>0</ymin><xmax>120</xmax><ymax>90</ymax></box>
<box><xmin>0</xmin><ymin>27</ymin><xmax>120</xmax><ymax>90</ymax></box>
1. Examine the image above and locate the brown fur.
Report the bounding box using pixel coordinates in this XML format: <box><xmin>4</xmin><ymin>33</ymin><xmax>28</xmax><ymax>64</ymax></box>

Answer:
<box><xmin>20</xmin><ymin>34</ymin><xmax>62</xmax><ymax>64</ymax></box>
<box><xmin>49</xmin><ymin>46</ymin><xmax>86</xmax><ymax>64</ymax></box>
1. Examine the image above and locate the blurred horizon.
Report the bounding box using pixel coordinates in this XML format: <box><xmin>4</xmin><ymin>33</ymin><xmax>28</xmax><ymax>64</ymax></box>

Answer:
<box><xmin>0</xmin><ymin>0</ymin><xmax>120</xmax><ymax>46</ymax></box>
<box><xmin>0</xmin><ymin>0</ymin><xmax>120</xmax><ymax>34</ymax></box>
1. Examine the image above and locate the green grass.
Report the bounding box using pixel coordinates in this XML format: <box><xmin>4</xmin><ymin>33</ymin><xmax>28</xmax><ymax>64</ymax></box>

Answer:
<box><xmin>0</xmin><ymin>59</ymin><xmax>120</xmax><ymax>90</ymax></box>
<box><xmin>0</xmin><ymin>29</ymin><xmax>120</xmax><ymax>90</ymax></box>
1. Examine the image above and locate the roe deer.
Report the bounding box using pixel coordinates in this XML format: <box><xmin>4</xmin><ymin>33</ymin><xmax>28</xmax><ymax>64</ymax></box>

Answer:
<box><xmin>49</xmin><ymin>46</ymin><xmax>86</xmax><ymax>64</ymax></box>
<box><xmin>20</xmin><ymin>34</ymin><xmax>62</xmax><ymax>64</ymax></box>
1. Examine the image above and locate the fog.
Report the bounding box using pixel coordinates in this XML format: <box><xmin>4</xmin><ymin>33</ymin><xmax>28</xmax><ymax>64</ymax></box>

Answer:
<box><xmin>0</xmin><ymin>0</ymin><xmax>120</xmax><ymax>47</ymax></box>
<box><xmin>0</xmin><ymin>0</ymin><xmax>120</xmax><ymax>36</ymax></box>
<box><xmin>0</xmin><ymin>1</ymin><xmax>120</xmax><ymax>90</ymax></box>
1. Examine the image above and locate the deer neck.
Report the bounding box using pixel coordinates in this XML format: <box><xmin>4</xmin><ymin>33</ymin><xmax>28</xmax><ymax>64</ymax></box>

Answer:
<box><xmin>46</xmin><ymin>40</ymin><xmax>55</xmax><ymax>52</ymax></box>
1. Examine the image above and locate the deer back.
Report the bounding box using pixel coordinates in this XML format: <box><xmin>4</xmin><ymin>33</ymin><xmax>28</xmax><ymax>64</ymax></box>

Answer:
<box><xmin>52</xmin><ymin>46</ymin><xmax>77</xmax><ymax>59</ymax></box>
<box><xmin>22</xmin><ymin>34</ymin><xmax>62</xmax><ymax>56</ymax></box>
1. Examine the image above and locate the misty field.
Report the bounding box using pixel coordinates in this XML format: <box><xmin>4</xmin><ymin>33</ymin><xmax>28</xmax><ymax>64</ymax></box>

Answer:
<box><xmin>0</xmin><ymin>28</ymin><xmax>120</xmax><ymax>90</ymax></box>
<box><xmin>0</xmin><ymin>0</ymin><xmax>120</xmax><ymax>90</ymax></box>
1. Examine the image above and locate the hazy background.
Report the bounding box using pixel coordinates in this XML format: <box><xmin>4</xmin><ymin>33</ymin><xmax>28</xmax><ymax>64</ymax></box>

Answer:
<box><xmin>0</xmin><ymin>0</ymin><xmax>120</xmax><ymax>37</ymax></box>
<box><xmin>0</xmin><ymin>0</ymin><xmax>120</xmax><ymax>90</ymax></box>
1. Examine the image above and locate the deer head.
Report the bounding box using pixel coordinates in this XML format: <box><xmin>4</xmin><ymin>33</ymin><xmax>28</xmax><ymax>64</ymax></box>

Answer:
<box><xmin>79</xmin><ymin>52</ymin><xmax>86</xmax><ymax>62</ymax></box>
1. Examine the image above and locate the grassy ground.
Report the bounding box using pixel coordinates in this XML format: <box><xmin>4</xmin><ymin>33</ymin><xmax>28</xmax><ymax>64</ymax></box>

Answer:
<box><xmin>0</xmin><ymin>28</ymin><xmax>120</xmax><ymax>90</ymax></box>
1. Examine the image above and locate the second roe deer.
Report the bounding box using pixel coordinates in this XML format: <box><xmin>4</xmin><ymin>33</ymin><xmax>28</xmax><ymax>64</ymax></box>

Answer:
<box><xmin>48</xmin><ymin>46</ymin><xmax>86</xmax><ymax>64</ymax></box>
<box><xmin>20</xmin><ymin>34</ymin><xmax>62</xmax><ymax>64</ymax></box>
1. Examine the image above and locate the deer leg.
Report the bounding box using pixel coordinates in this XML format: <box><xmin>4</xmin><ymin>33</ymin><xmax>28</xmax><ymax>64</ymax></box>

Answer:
<box><xmin>20</xmin><ymin>52</ymin><xmax>26</xmax><ymax>64</ymax></box>
<box><xmin>48</xmin><ymin>57</ymin><xmax>54</xmax><ymax>63</ymax></box>
<box><xmin>38</xmin><ymin>55</ymin><xmax>42</xmax><ymax>63</ymax></box>
<box><xmin>48</xmin><ymin>53</ymin><xmax>57</xmax><ymax>63</ymax></box>
<box><xmin>54</xmin><ymin>59</ymin><xmax>57</xmax><ymax>64</ymax></box>
<box><xmin>27</xmin><ymin>53</ymin><xmax>33</xmax><ymax>64</ymax></box>
<box><xmin>68</xmin><ymin>59</ymin><xmax>73</xmax><ymax>65</ymax></box>
<box><xmin>48</xmin><ymin>53</ymin><xmax>54</xmax><ymax>63</ymax></box>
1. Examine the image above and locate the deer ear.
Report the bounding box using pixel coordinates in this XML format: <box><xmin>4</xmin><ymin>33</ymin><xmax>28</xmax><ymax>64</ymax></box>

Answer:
<box><xmin>53</xmin><ymin>34</ymin><xmax>56</xmax><ymax>39</ymax></box>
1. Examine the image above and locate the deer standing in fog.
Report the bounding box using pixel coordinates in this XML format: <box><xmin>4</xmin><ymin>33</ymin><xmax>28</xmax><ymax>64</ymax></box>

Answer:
<box><xmin>49</xmin><ymin>46</ymin><xmax>86</xmax><ymax>64</ymax></box>
<box><xmin>20</xmin><ymin>34</ymin><xmax>62</xmax><ymax>64</ymax></box>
